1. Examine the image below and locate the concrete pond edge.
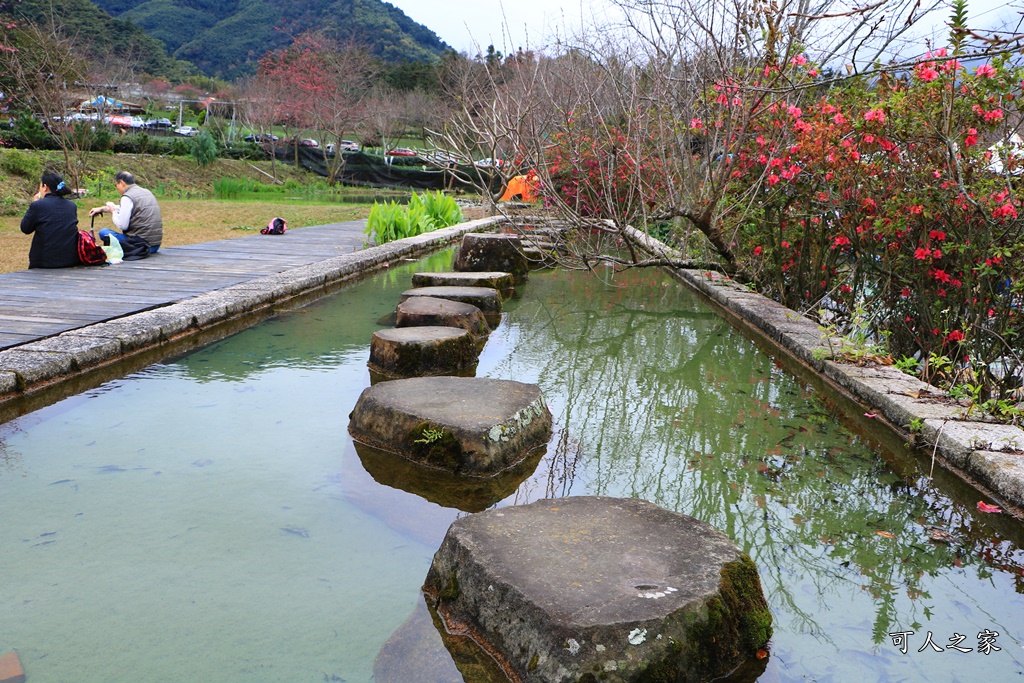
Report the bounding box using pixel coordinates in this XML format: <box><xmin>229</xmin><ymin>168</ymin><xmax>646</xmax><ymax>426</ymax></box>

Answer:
<box><xmin>622</xmin><ymin>227</ymin><xmax>1024</xmax><ymax>516</ymax></box>
<box><xmin>0</xmin><ymin>216</ymin><xmax>504</xmax><ymax>406</ymax></box>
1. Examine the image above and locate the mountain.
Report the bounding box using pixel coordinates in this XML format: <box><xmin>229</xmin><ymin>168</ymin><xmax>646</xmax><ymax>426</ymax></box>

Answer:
<box><xmin>1</xmin><ymin>0</ymin><xmax>195</xmax><ymax>81</ymax></box>
<box><xmin>92</xmin><ymin>0</ymin><xmax>451</xmax><ymax>80</ymax></box>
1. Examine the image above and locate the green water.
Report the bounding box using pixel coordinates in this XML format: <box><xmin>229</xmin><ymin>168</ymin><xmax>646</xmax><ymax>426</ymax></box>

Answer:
<box><xmin>1</xmin><ymin>253</ymin><xmax>1022</xmax><ymax>682</ymax></box>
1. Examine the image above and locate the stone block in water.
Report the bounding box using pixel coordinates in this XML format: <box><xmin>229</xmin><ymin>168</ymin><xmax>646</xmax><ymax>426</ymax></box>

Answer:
<box><xmin>395</xmin><ymin>297</ymin><xmax>490</xmax><ymax>338</ymax></box>
<box><xmin>454</xmin><ymin>233</ymin><xmax>529</xmax><ymax>280</ymax></box>
<box><xmin>423</xmin><ymin>496</ymin><xmax>772</xmax><ymax>683</ymax></box>
<box><xmin>348</xmin><ymin>376</ymin><xmax>552</xmax><ymax>476</ymax></box>
<box><xmin>368</xmin><ymin>327</ymin><xmax>479</xmax><ymax>380</ymax></box>
<box><xmin>412</xmin><ymin>271</ymin><xmax>515</xmax><ymax>298</ymax></box>
<box><xmin>353</xmin><ymin>440</ymin><xmax>545</xmax><ymax>513</ymax></box>
<box><xmin>399</xmin><ymin>286</ymin><xmax>503</xmax><ymax>314</ymax></box>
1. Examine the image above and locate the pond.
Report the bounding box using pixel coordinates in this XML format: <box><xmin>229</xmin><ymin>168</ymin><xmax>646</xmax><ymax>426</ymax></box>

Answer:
<box><xmin>1</xmin><ymin>251</ymin><xmax>1022</xmax><ymax>682</ymax></box>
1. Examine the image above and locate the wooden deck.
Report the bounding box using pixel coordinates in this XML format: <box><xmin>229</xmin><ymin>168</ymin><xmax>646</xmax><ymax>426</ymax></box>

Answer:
<box><xmin>0</xmin><ymin>221</ymin><xmax>368</xmax><ymax>349</ymax></box>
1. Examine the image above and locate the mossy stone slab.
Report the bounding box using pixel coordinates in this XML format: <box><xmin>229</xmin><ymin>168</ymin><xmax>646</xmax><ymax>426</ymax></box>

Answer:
<box><xmin>399</xmin><ymin>286</ymin><xmax>503</xmax><ymax>314</ymax></box>
<box><xmin>348</xmin><ymin>376</ymin><xmax>552</xmax><ymax>476</ymax></box>
<box><xmin>368</xmin><ymin>326</ymin><xmax>480</xmax><ymax>380</ymax></box>
<box><xmin>412</xmin><ymin>271</ymin><xmax>515</xmax><ymax>297</ymax></box>
<box><xmin>454</xmin><ymin>233</ymin><xmax>529</xmax><ymax>280</ymax></box>
<box><xmin>395</xmin><ymin>297</ymin><xmax>491</xmax><ymax>338</ymax></box>
<box><xmin>423</xmin><ymin>496</ymin><xmax>772</xmax><ymax>683</ymax></box>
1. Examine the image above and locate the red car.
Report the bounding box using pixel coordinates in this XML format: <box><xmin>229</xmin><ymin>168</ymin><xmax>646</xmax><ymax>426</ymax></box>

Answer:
<box><xmin>387</xmin><ymin>147</ymin><xmax>417</xmax><ymax>157</ymax></box>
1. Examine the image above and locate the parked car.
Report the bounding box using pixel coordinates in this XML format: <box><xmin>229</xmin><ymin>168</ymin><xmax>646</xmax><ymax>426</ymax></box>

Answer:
<box><xmin>244</xmin><ymin>133</ymin><xmax>279</xmax><ymax>143</ymax></box>
<box><xmin>129</xmin><ymin>116</ymin><xmax>147</xmax><ymax>129</ymax></box>
<box><xmin>326</xmin><ymin>140</ymin><xmax>359</xmax><ymax>155</ymax></box>
<box><xmin>299</xmin><ymin>138</ymin><xmax>319</xmax><ymax>147</ymax></box>
<box><xmin>146</xmin><ymin>118</ymin><xmax>173</xmax><ymax>129</ymax></box>
<box><xmin>474</xmin><ymin>157</ymin><xmax>504</xmax><ymax>168</ymax></box>
<box><xmin>174</xmin><ymin>126</ymin><xmax>199</xmax><ymax>137</ymax></box>
<box><xmin>387</xmin><ymin>147</ymin><xmax>418</xmax><ymax>157</ymax></box>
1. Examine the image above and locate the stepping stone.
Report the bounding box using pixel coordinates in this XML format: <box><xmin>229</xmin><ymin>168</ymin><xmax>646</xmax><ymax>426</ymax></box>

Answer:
<box><xmin>399</xmin><ymin>286</ymin><xmax>503</xmax><ymax>314</ymax></box>
<box><xmin>348</xmin><ymin>376</ymin><xmax>552</xmax><ymax>476</ymax></box>
<box><xmin>395</xmin><ymin>297</ymin><xmax>490</xmax><ymax>338</ymax></box>
<box><xmin>454</xmin><ymin>233</ymin><xmax>529</xmax><ymax>280</ymax></box>
<box><xmin>353</xmin><ymin>440</ymin><xmax>545</xmax><ymax>512</ymax></box>
<box><xmin>423</xmin><ymin>496</ymin><xmax>772</xmax><ymax>683</ymax></box>
<box><xmin>369</xmin><ymin>326</ymin><xmax>480</xmax><ymax>380</ymax></box>
<box><xmin>412</xmin><ymin>271</ymin><xmax>515</xmax><ymax>297</ymax></box>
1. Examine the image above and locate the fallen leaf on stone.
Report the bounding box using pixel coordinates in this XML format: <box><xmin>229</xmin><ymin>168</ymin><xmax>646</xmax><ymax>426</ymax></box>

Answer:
<box><xmin>875</xmin><ymin>530</ymin><xmax>896</xmax><ymax>539</ymax></box>
<box><xmin>756</xmin><ymin>649</ymin><xmax>769</xmax><ymax>660</ymax></box>
<box><xmin>977</xmin><ymin>501</ymin><xmax>1002</xmax><ymax>514</ymax></box>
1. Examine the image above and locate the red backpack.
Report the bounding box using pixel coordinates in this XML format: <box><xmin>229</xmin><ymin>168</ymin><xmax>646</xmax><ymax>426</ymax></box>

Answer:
<box><xmin>78</xmin><ymin>229</ymin><xmax>107</xmax><ymax>266</ymax></box>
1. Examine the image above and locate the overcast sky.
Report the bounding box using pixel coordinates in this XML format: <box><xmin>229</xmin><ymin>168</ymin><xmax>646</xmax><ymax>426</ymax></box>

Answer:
<box><xmin>390</xmin><ymin>0</ymin><xmax>1024</xmax><ymax>57</ymax></box>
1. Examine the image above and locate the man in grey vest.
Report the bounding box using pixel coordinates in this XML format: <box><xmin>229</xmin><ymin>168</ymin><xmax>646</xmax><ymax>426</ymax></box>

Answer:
<box><xmin>88</xmin><ymin>171</ymin><xmax>163</xmax><ymax>254</ymax></box>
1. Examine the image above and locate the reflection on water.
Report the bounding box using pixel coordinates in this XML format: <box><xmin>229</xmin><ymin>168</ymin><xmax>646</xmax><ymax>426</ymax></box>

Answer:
<box><xmin>0</xmin><ymin>255</ymin><xmax>1022</xmax><ymax>682</ymax></box>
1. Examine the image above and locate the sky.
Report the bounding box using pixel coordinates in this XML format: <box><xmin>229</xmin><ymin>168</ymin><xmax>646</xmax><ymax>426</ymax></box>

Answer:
<box><xmin>391</xmin><ymin>0</ymin><xmax>1024</xmax><ymax>58</ymax></box>
<box><xmin>390</xmin><ymin>0</ymin><xmax>615</xmax><ymax>55</ymax></box>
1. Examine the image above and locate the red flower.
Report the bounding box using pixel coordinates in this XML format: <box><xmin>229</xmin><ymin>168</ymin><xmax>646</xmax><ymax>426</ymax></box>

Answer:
<box><xmin>753</xmin><ymin>246</ymin><xmax>763</xmax><ymax>256</ymax></box>
<box><xmin>945</xmin><ymin>330</ymin><xmax>965</xmax><ymax>343</ymax></box>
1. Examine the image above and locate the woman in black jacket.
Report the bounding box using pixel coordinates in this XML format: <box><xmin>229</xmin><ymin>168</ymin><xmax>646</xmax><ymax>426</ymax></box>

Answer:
<box><xmin>20</xmin><ymin>172</ymin><xmax>81</xmax><ymax>269</ymax></box>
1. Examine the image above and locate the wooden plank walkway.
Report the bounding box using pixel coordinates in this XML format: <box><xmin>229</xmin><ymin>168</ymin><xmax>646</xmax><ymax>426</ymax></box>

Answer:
<box><xmin>0</xmin><ymin>221</ymin><xmax>368</xmax><ymax>349</ymax></box>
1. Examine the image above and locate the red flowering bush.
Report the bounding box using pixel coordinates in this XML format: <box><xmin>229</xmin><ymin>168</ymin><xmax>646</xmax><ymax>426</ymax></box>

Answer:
<box><xmin>729</xmin><ymin>50</ymin><xmax>1024</xmax><ymax>400</ymax></box>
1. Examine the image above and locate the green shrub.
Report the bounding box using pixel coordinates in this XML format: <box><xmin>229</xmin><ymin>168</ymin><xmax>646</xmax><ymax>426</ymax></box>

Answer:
<box><xmin>170</xmin><ymin>138</ymin><xmax>191</xmax><ymax>156</ymax></box>
<box><xmin>191</xmin><ymin>130</ymin><xmax>219</xmax><ymax>166</ymax></box>
<box><xmin>0</xmin><ymin>149</ymin><xmax>43</xmax><ymax>177</ymax></box>
<box><xmin>420</xmin><ymin>190</ymin><xmax>462</xmax><ymax>227</ymax></box>
<box><xmin>13</xmin><ymin>116</ymin><xmax>51</xmax><ymax>149</ymax></box>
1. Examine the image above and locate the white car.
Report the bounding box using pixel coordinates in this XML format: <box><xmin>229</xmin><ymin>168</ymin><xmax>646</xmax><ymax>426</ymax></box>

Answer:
<box><xmin>174</xmin><ymin>126</ymin><xmax>199</xmax><ymax>137</ymax></box>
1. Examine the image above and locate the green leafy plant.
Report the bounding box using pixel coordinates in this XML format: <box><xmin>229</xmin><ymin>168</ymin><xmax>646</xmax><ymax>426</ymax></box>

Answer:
<box><xmin>894</xmin><ymin>356</ymin><xmax>920</xmax><ymax>376</ymax></box>
<box><xmin>364</xmin><ymin>191</ymin><xmax>462</xmax><ymax>244</ymax></box>
<box><xmin>0</xmin><ymin>148</ymin><xmax>42</xmax><ymax>177</ymax></box>
<box><xmin>413</xmin><ymin>426</ymin><xmax>447</xmax><ymax>444</ymax></box>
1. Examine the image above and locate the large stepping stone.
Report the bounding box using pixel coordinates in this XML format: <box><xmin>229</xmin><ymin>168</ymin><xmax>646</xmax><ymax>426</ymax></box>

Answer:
<box><xmin>396</xmin><ymin>297</ymin><xmax>490</xmax><ymax>338</ymax></box>
<box><xmin>399</xmin><ymin>286</ymin><xmax>503</xmax><ymax>314</ymax></box>
<box><xmin>454</xmin><ymin>233</ymin><xmax>529</xmax><ymax>281</ymax></box>
<box><xmin>412</xmin><ymin>271</ymin><xmax>515</xmax><ymax>298</ymax></box>
<box><xmin>423</xmin><ymin>496</ymin><xmax>772</xmax><ymax>683</ymax></box>
<box><xmin>368</xmin><ymin>326</ymin><xmax>479</xmax><ymax>380</ymax></box>
<box><xmin>348</xmin><ymin>376</ymin><xmax>552</xmax><ymax>476</ymax></box>
<box><xmin>353</xmin><ymin>440</ymin><xmax>545</xmax><ymax>512</ymax></box>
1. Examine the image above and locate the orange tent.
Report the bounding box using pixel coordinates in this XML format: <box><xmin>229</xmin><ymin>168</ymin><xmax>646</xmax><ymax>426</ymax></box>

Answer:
<box><xmin>500</xmin><ymin>172</ymin><xmax>539</xmax><ymax>202</ymax></box>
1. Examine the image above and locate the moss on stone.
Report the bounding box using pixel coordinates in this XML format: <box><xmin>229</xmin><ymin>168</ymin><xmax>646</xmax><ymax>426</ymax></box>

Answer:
<box><xmin>407</xmin><ymin>421</ymin><xmax>463</xmax><ymax>471</ymax></box>
<box><xmin>635</xmin><ymin>554</ymin><xmax>772</xmax><ymax>683</ymax></box>
<box><xmin>438</xmin><ymin>569</ymin><xmax>460</xmax><ymax>602</ymax></box>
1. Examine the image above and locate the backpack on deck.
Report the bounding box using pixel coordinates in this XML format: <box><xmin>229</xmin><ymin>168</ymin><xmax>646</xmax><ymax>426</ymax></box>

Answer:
<box><xmin>262</xmin><ymin>217</ymin><xmax>287</xmax><ymax>235</ymax></box>
<box><xmin>77</xmin><ymin>229</ymin><xmax>107</xmax><ymax>266</ymax></box>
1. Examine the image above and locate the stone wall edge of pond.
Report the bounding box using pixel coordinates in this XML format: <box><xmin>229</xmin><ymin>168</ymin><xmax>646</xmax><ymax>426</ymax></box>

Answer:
<box><xmin>669</xmin><ymin>265</ymin><xmax>1024</xmax><ymax>516</ymax></box>
<box><xmin>0</xmin><ymin>216</ymin><xmax>504</xmax><ymax>409</ymax></box>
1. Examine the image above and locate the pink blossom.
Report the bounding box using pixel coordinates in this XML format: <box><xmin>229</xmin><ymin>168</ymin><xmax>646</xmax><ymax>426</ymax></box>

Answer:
<box><xmin>808</xmin><ymin>69</ymin><xmax>819</xmax><ymax>78</ymax></box>
<box><xmin>864</xmin><ymin>109</ymin><xmax>886</xmax><ymax>124</ymax></box>
<box><xmin>910</xmin><ymin>205</ymin><xmax>924</xmax><ymax>214</ymax></box>
<box><xmin>993</xmin><ymin>202</ymin><xmax>1018</xmax><ymax>219</ymax></box>
<box><xmin>767</xmin><ymin>174</ymin><xmax>781</xmax><ymax>186</ymax></box>
<box><xmin>863</xmin><ymin>134</ymin><xmax>875</xmax><ymax>144</ymax></box>
<box><xmin>787</xmin><ymin>105</ymin><xmax>803</xmax><ymax>118</ymax></box>
<box><xmin>833</xmin><ymin>113</ymin><xmax>847</xmax><ymax>124</ymax></box>
<box><xmin>976</xmin><ymin>63</ymin><xmax>996</xmax><ymax>78</ymax></box>
<box><xmin>914</xmin><ymin>247</ymin><xmax>930</xmax><ymax>260</ymax></box>
<box><xmin>965</xmin><ymin>128</ymin><xmax>978</xmax><ymax>147</ymax></box>
<box><xmin>790</xmin><ymin>54</ymin><xmax>808</xmax><ymax>66</ymax></box>
<box><xmin>753</xmin><ymin>246</ymin><xmax>763</xmax><ymax>256</ymax></box>
<box><xmin>918</xmin><ymin>66</ymin><xmax>939</xmax><ymax>82</ymax></box>
<box><xmin>690</xmin><ymin>118</ymin><xmax>704</xmax><ymax>130</ymax></box>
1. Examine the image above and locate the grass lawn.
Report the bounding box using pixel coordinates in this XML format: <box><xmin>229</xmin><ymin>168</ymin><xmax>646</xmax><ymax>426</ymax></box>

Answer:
<box><xmin>0</xmin><ymin>199</ymin><xmax>372</xmax><ymax>274</ymax></box>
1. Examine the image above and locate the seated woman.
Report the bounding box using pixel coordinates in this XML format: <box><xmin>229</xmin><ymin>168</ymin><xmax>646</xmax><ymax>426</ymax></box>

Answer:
<box><xmin>20</xmin><ymin>172</ymin><xmax>81</xmax><ymax>269</ymax></box>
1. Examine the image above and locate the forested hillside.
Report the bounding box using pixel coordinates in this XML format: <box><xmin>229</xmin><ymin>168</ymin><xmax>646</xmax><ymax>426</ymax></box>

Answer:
<box><xmin>92</xmin><ymin>0</ymin><xmax>450</xmax><ymax>79</ymax></box>
<box><xmin>0</xmin><ymin>0</ymin><xmax>194</xmax><ymax>81</ymax></box>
